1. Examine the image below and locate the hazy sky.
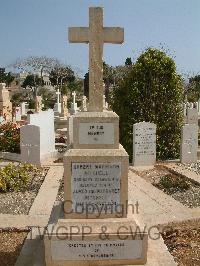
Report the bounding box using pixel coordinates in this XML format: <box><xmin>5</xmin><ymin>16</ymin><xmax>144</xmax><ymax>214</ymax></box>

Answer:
<box><xmin>0</xmin><ymin>0</ymin><xmax>199</xmax><ymax>77</ymax></box>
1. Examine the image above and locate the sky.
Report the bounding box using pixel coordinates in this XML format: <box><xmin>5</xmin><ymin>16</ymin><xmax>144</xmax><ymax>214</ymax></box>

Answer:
<box><xmin>0</xmin><ymin>0</ymin><xmax>199</xmax><ymax>77</ymax></box>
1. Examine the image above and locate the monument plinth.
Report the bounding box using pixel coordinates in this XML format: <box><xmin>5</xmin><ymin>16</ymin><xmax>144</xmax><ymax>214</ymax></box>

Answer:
<box><xmin>44</xmin><ymin>7</ymin><xmax>148</xmax><ymax>266</ymax></box>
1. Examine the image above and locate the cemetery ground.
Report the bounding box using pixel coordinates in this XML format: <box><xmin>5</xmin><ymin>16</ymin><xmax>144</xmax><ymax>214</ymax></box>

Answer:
<box><xmin>0</xmin><ymin>158</ymin><xmax>199</xmax><ymax>265</ymax></box>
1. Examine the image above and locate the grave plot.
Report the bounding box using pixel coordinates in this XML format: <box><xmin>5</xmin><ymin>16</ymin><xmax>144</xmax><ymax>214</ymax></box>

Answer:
<box><xmin>159</xmin><ymin>219</ymin><xmax>200</xmax><ymax>266</ymax></box>
<box><xmin>0</xmin><ymin>163</ymin><xmax>49</xmax><ymax>214</ymax></box>
<box><xmin>0</xmin><ymin>228</ymin><xmax>29</xmax><ymax>266</ymax></box>
<box><xmin>132</xmin><ymin>164</ymin><xmax>200</xmax><ymax>208</ymax></box>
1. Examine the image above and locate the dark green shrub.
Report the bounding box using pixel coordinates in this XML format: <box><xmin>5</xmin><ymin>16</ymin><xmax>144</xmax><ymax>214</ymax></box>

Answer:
<box><xmin>111</xmin><ymin>48</ymin><xmax>183</xmax><ymax>161</ymax></box>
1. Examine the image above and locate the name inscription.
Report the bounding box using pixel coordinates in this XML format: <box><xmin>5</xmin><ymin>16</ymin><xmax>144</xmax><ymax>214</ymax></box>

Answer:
<box><xmin>79</xmin><ymin>123</ymin><xmax>114</xmax><ymax>144</ymax></box>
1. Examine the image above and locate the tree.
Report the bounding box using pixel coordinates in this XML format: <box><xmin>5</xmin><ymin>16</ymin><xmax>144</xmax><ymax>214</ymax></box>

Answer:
<box><xmin>186</xmin><ymin>74</ymin><xmax>200</xmax><ymax>102</ymax></box>
<box><xmin>84</xmin><ymin>72</ymin><xmax>89</xmax><ymax>97</ymax></box>
<box><xmin>37</xmin><ymin>87</ymin><xmax>55</xmax><ymax>109</ymax></box>
<box><xmin>11</xmin><ymin>92</ymin><xmax>27</xmax><ymax>107</ymax></box>
<box><xmin>11</xmin><ymin>56</ymin><xmax>61</xmax><ymax>85</ymax></box>
<box><xmin>125</xmin><ymin>57</ymin><xmax>132</xmax><ymax>66</ymax></box>
<box><xmin>0</xmin><ymin>71</ymin><xmax>15</xmax><ymax>86</ymax></box>
<box><xmin>22</xmin><ymin>74</ymin><xmax>43</xmax><ymax>89</ymax></box>
<box><xmin>111</xmin><ymin>48</ymin><xmax>184</xmax><ymax>161</ymax></box>
<box><xmin>49</xmin><ymin>66</ymin><xmax>75</xmax><ymax>87</ymax></box>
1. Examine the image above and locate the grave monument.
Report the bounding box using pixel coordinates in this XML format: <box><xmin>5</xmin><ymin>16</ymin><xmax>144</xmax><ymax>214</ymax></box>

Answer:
<box><xmin>0</xmin><ymin>83</ymin><xmax>12</xmax><ymax>122</ymax></box>
<box><xmin>44</xmin><ymin>7</ymin><xmax>147</xmax><ymax>265</ymax></box>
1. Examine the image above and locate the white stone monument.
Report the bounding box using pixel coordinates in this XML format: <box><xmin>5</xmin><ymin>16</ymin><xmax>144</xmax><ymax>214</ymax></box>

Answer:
<box><xmin>180</xmin><ymin>124</ymin><xmax>198</xmax><ymax>164</ymax></box>
<box><xmin>44</xmin><ymin>7</ymin><xmax>147</xmax><ymax>266</ymax></box>
<box><xmin>0</xmin><ymin>83</ymin><xmax>12</xmax><ymax>122</ymax></box>
<box><xmin>20</xmin><ymin>102</ymin><xmax>26</xmax><ymax>116</ymax></box>
<box><xmin>15</xmin><ymin>106</ymin><xmax>21</xmax><ymax>122</ymax></box>
<box><xmin>21</xmin><ymin>109</ymin><xmax>56</xmax><ymax>165</ymax></box>
<box><xmin>133</xmin><ymin>122</ymin><xmax>156</xmax><ymax>167</ymax></box>
<box><xmin>70</xmin><ymin>91</ymin><xmax>78</xmax><ymax>114</ymax></box>
<box><xmin>54</xmin><ymin>89</ymin><xmax>61</xmax><ymax>114</ymax></box>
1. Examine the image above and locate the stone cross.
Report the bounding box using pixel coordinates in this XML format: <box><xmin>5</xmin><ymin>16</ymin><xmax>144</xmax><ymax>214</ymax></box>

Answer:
<box><xmin>68</xmin><ymin>7</ymin><xmax>124</xmax><ymax>112</ymax></box>
<box><xmin>56</xmin><ymin>89</ymin><xmax>61</xmax><ymax>105</ymax></box>
<box><xmin>72</xmin><ymin>91</ymin><xmax>76</xmax><ymax>105</ymax></box>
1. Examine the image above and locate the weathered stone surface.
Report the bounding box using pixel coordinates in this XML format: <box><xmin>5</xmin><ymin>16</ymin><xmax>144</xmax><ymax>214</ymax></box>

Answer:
<box><xmin>133</xmin><ymin>122</ymin><xmax>156</xmax><ymax>167</ymax></box>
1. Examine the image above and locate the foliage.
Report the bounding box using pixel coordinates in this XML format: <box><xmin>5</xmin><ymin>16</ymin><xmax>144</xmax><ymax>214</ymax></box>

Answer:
<box><xmin>49</xmin><ymin>66</ymin><xmax>75</xmax><ymax>86</ymax></box>
<box><xmin>0</xmin><ymin>123</ymin><xmax>20</xmax><ymax>153</ymax></box>
<box><xmin>111</xmin><ymin>48</ymin><xmax>184</xmax><ymax>161</ymax></box>
<box><xmin>156</xmin><ymin>174</ymin><xmax>190</xmax><ymax>194</ymax></box>
<box><xmin>186</xmin><ymin>75</ymin><xmax>200</xmax><ymax>102</ymax></box>
<box><xmin>125</xmin><ymin>57</ymin><xmax>133</xmax><ymax>66</ymax></box>
<box><xmin>67</xmin><ymin>79</ymin><xmax>83</xmax><ymax>93</ymax></box>
<box><xmin>37</xmin><ymin>87</ymin><xmax>55</xmax><ymax>109</ymax></box>
<box><xmin>0</xmin><ymin>163</ymin><xmax>41</xmax><ymax>192</ymax></box>
<box><xmin>0</xmin><ymin>71</ymin><xmax>15</xmax><ymax>86</ymax></box>
<box><xmin>84</xmin><ymin>72</ymin><xmax>89</xmax><ymax>97</ymax></box>
<box><xmin>11</xmin><ymin>56</ymin><xmax>61</xmax><ymax>78</ymax></box>
<box><xmin>11</xmin><ymin>91</ymin><xmax>27</xmax><ymax>107</ymax></box>
<box><xmin>22</xmin><ymin>74</ymin><xmax>43</xmax><ymax>89</ymax></box>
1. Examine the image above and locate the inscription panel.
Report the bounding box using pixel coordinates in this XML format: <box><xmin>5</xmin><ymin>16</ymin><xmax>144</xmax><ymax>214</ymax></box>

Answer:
<box><xmin>71</xmin><ymin>162</ymin><xmax>121</xmax><ymax>213</ymax></box>
<box><xmin>51</xmin><ymin>240</ymin><xmax>143</xmax><ymax>261</ymax></box>
<box><xmin>133</xmin><ymin>122</ymin><xmax>156</xmax><ymax>166</ymax></box>
<box><xmin>79</xmin><ymin>123</ymin><xmax>114</xmax><ymax>144</ymax></box>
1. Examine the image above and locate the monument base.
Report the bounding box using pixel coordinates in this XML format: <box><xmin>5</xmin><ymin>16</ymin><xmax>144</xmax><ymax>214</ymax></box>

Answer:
<box><xmin>44</xmin><ymin>218</ymin><xmax>148</xmax><ymax>266</ymax></box>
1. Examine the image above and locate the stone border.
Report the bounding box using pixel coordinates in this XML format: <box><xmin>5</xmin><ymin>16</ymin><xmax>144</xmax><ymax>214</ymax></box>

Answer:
<box><xmin>0</xmin><ymin>165</ymin><xmax>63</xmax><ymax>229</ymax></box>
<box><xmin>0</xmin><ymin>151</ymin><xmax>21</xmax><ymax>162</ymax></box>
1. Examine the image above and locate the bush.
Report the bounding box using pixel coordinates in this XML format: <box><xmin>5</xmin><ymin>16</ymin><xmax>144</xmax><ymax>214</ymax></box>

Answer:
<box><xmin>0</xmin><ymin>123</ymin><xmax>20</xmax><ymax>153</ymax></box>
<box><xmin>0</xmin><ymin>163</ymin><xmax>39</xmax><ymax>192</ymax></box>
<box><xmin>111</xmin><ymin>48</ymin><xmax>184</xmax><ymax>161</ymax></box>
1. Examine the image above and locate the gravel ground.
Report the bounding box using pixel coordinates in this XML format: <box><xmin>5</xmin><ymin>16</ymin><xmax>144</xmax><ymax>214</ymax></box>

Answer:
<box><xmin>134</xmin><ymin>165</ymin><xmax>200</xmax><ymax>208</ymax></box>
<box><xmin>56</xmin><ymin>177</ymin><xmax>64</xmax><ymax>201</ymax></box>
<box><xmin>178</xmin><ymin>162</ymin><xmax>200</xmax><ymax>175</ymax></box>
<box><xmin>0</xmin><ymin>229</ymin><xmax>28</xmax><ymax>266</ymax></box>
<box><xmin>160</xmin><ymin>218</ymin><xmax>200</xmax><ymax>266</ymax></box>
<box><xmin>0</xmin><ymin>168</ymin><xmax>49</xmax><ymax>215</ymax></box>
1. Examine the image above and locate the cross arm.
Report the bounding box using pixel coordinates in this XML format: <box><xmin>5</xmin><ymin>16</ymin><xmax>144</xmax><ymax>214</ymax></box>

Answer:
<box><xmin>68</xmin><ymin>27</ymin><xmax>89</xmax><ymax>43</ymax></box>
<box><xmin>103</xmin><ymin>27</ymin><xmax>124</xmax><ymax>44</ymax></box>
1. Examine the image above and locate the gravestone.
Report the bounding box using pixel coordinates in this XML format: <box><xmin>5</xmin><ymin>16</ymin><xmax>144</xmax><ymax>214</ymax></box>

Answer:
<box><xmin>70</xmin><ymin>91</ymin><xmax>78</xmax><ymax>114</ymax></box>
<box><xmin>20</xmin><ymin>102</ymin><xmax>26</xmax><ymax>116</ymax></box>
<box><xmin>60</xmin><ymin>95</ymin><xmax>68</xmax><ymax>118</ymax></box>
<box><xmin>44</xmin><ymin>7</ymin><xmax>147</xmax><ymax>266</ymax></box>
<box><xmin>0</xmin><ymin>83</ymin><xmax>12</xmax><ymax>122</ymax></box>
<box><xmin>15</xmin><ymin>106</ymin><xmax>21</xmax><ymax>122</ymax></box>
<box><xmin>35</xmin><ymin>96</ymin><xmax>42</xmax><ymax>113</ymax></box>
<box><xmin>20</xmin><ymin>125</ymin><xmax>41</xmax><ymax>165</ymax></box>
<box><xmin>186</xmin><ymin>107</ymin><xmax>198</xmax><ymax>125</ymax></box>
<box><xmin>133</xmin><ymin>122</ymin><xmax>156</xmax><ymax>167</ymax></box>
<box><xmin>22</xmin><ymin>109</ymin><xmax>56</xmax><ymax>164</ymax></box>
<box><xmin>81</xmin><ymin>95</ymin><xmax>87</xmax><ymax>111</ymax></box>
<box><xmin>180</xmin><ymin>124</ymin><xmax>198</xmax><ymax>163</ymax></box>
<box><xmin>54</xmin><ymin>89</ymin><xmax>61</xmax><ymax>114</ymax></box>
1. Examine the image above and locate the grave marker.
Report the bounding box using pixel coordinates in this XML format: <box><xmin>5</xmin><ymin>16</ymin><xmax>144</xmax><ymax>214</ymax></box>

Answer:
<box><xmin>133</xmin><ymin>122</ymin><xmax>156</xmax><ymax>167</ymax></box>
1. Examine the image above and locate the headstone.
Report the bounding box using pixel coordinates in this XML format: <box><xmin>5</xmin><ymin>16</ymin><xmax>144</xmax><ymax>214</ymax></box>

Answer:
<box><xmin>54</xmin><ymin>89</ymin><xmax>61</xmax><ymax>114</ymax></box>
<box><xmin>70</xmin><ymin>91</ymin><xmax>78</xmax><ymax>114</ymax></box>
<box><xmin>20</xmin><ymin>102</ymin><xmax>26</xmax><ymax>116</ymax></box>
<box><xmin>35</xmin><ymin>96</ymin><xmax>42</xmax><ymax>113</ymax></box>
<box><xmin>44</xmin><ymin>7</ymin><xmax>147</xmax><ymax>266</ymax></box>
<box><xmin>180</xmin><ymin>124</ymin><xmax>198</xmax><ymax>163</ymax></box>
<box><xmin>60</xmin><ymin>95</ymin><xmax>68</xmax><ymax>118</ymax></box>
<box><xmin>0</xmin><ymin>83</ymin><xmax>12</xmax><ymax>122</ymax></box>
<box><xmin>15</xmin><ymin>106</ymin><xmax>21</xmax><ymax>122</ymax></box>
<box><xmin>22</xmin><ymin>109</ymin><xmax>56</xmax><ymax>164</ymax></box>
<box><xmin>133</xmin><ymin>122</ymin><xmax>156</xmax><ymax>167</ymax></box>
<box><xmin>186</xmin><ymin>107</ymin><xmax>198</xmax><ymax>125</ymax></box>
<box><xmin>81</xmin><ymin>95</ymin><xmax>87</xmax><ymax>111</ymax></box>
<box><xmin>20</xmin><ymin>125</ymin><xmax>41</xmax><ymax>165</ymax></box>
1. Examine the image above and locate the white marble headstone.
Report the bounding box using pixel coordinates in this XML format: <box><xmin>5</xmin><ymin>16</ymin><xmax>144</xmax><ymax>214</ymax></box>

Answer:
<box><xmin>133</xmin><ymin>122</ymin><xmax>156</xmax><ymax>167</ymax></box>
<box><xmin>180</xmin><ymin>124</ymin><xmax>198</xmax><ymax>164</ymax></box>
